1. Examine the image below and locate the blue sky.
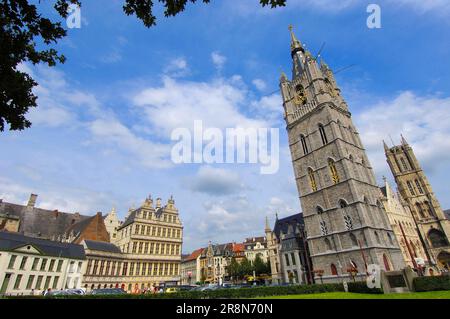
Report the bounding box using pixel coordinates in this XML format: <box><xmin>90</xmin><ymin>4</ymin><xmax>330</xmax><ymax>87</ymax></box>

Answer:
<box><xmin>1</xmin><ymin>0</ymin><xmax>450</xmax><ymax>252</ymax></box>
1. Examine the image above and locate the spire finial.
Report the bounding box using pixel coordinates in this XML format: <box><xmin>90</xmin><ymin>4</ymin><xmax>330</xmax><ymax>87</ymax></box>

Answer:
<box><xmin>401</xmin><ymin>134</ymin><xmax>408</xmax><ymax>145</ymax></box>
<box><xmin>288</xmin><ymin>24</ymin><xmax>303</xmax><ymax>53</ymax></box>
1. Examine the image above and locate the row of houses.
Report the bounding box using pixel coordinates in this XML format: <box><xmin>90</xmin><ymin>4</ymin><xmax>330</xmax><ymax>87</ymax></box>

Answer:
<box><xmin>0</xmin><ymin>194</ymin><xmax>183</xmax><ymax>295</ymax></box>
<box><xmin>180</xmin><ymin>237</ymin><xmax>269</xmax><ymax>285</ymax></box>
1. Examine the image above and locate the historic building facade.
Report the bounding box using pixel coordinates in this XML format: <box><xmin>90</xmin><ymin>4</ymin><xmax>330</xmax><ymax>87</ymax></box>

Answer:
<box><xmin>281</xmin><ymin>27</ymin><xmax>405</xmax><ymax>282</ymax></box>
<box><xmin>104</xmin><ymin>207</ymin><xmax>122</xmax><ymax>242</ymax></box>
<box><xmin>265</xmin><ymin>214</ymin><xmax>313</xmax><ymax>285</ymax></box>
<box><xmin>0</xmin><ymin>232</ymin><xmax>86</xmax><ymax>296</ymax></box>
<box><xmin>181</xmin><ymin>248</ymin><xmax>203</xmax><ymax>285</ymax></box>
<box><xmin>385</xmin><ymin>138</ymin><xmax>450</xmax><ymax>270</ymax></box>
<box><xmin>265</xmin><ymin>216</ymin><xmax>283</xmax><ymax>284</ymax></box>
<box><xmin>0</xmin><ymin>194</ymin><xmax>110</xmax><ymax>244</ymax></box>
<box><xmin>113</xmin><ymin>196</ymin><xmax>183</xmax><ymax>289</ymax></box>
<box><xmin>243</xmin><ymin>237</ymin><xmax>269</xmax><ymax>263</ymax></box>
<box><xmin>379</xmin><ymin>179</ymin><xmax>428</xmax><ymax>269</ymax></box>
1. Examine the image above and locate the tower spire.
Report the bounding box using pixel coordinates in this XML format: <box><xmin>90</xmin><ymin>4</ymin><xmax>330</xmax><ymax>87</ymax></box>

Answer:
<box><xmin>383</xmin><ymin>140</ymin><xmax>390</xmax><ymax>153</ymax></box>
<box><xmin>401</xmin><ymin>134</ymin><xmax>408</xmax><ymax>146</ymax></box>
<box><xmin>265</xmin><ymin>216</ymin><xmax>271</xmax><ymax>231</ymax></box>
<box><xmin>288</xmin><ymin>25</ymin><xmax>304</xmax><ymax>55</ymax></box>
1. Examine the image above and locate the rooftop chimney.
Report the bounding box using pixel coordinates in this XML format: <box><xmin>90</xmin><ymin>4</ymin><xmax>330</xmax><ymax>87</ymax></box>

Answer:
<box><xmin>27</xmin><ymin>194</ymin><xmax>38</xmax><ymax>207</ymax></box>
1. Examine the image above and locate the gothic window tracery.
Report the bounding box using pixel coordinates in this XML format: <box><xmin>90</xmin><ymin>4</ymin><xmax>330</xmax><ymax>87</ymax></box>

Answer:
<box><xmin>308</xmin><ymin>168</ymin><xmax>317</xmax><ymax>192</ymax></box>
<box><xmin>344</xmin><ymin>215</ymin><xmax>353</xmax><ymax>230</ymax></box>
<box><xmin>328</xmin><ymin>159</ymin><xmax>340</xmax><ymax>184</ymax></box>
<box><xmin>320</xmin><ymin>221</ymin><xmax>328</xmax><ymax>235</ymax></box>
<box><xmin>415</xmin><ymin>180</ymin><xmax>424</xmax><ymax>194</ymax></box>
<box><xmin>407</xmin><ymin>181</ymin><xmax>416</xmax><ymax>196</ymax></box>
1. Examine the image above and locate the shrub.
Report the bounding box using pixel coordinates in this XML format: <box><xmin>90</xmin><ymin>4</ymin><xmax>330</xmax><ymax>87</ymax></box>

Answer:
<box><xmin>413</xmin><ymin>275</ymin><xmax>450</xmax><ymax>292</ymax></box>
<box><xmin>347</xmin><ymin>281</ymin><xmax>383</xmax><ymax>294</ymax></box>
<box><xmin>5</xmin><ymin>283</ymin><xmax>345</xmax><ymax>299</ymax></box>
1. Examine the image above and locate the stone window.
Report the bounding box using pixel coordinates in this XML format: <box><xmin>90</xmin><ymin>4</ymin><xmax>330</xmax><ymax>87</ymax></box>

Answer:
<box><xmin>407</xmin><ymin>181</ymin><xmax>416</xmax><ymax>196</ymax></box>
<box><xmin>328</xmin><ymin>159</ymin><xmax>340</xmax><ymax>184</ymax></box>
<box><xmin>331</xmin><ymin>264</ymin><xmax>338</xmax><ymax>276</ymax></box>
<box><xmin>400</xmin><ymin>157</ymin><xmax>408</xmax><ymax>171</ymax></box>
<box><xmin>308</xmin><ymin>168</ymin><xmax>317</xmax><ymax>192</ymax></box>
<box><xmin>319</xmin><ymin>124</ymin><xmax>328</xmax><ymax>145</ymax></box>
<box><xmin>344</xmin><ymin>215</ymin><xmax>353</xmax><ymax>230</ymax></box>
<box><xmin>300</xmin><ymin>134</ymin><xmax>309</xmax><ymax>155</ymax></box>
<box><xmin>339</xmin><ymin>199</ymin><xmax>348</xmax><ymax>208</ymax></box>
<box><xmin>320</xmin><ymin>221</ymin><xmax>328</xmax><ymax>235</ymax></box>
<box><xmin>415</xmin><ymin>180</ymin><xmax>424</xmax><ymax>194</ymax></box>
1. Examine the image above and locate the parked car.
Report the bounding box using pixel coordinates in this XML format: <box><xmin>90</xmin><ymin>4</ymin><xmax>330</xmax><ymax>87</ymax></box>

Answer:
<box><xmin>90</xmin><ymin>288</ymin><xmax>126</xmax><ymax>295</ymax></box>
<box><xmin>165</xmin><ymin>287</ymin><xmax>179</xmax><ymax>293</ymax></box>
<box><xmin>43</xmin><ymin>290</ymin><xmax>70</xmax><ymax>296</ymax></box>
<box><xmin>65</xmin><ymin>289</ymin><xmax>86</xmax><ymax>295</ymax></box>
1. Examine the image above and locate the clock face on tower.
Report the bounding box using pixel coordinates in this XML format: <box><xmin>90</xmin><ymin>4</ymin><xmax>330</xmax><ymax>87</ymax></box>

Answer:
<box><xmin>293</xmin><ymin>86</ymin><xmax>307</xmax><ymax>106</ymax></box>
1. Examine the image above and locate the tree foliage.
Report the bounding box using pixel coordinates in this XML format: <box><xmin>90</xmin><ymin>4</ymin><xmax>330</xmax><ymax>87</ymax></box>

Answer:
<box><xmin>1</xmin><ymin>0</ymin><xmax>287</xmax><ymax>132</ymax></box>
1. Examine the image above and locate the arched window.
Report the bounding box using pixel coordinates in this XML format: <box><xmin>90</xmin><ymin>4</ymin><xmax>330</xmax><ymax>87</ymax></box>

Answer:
<box><xmin>415</xmin><ymin>180</ymin><xmax>424</xmax><ymax>194</ymax></box>
<box><xmin>428</xmin><ymin>229</ymin><xmax>448</xmax><ymax>248</ymax></box>
<box><xmin>400</xmin><ymin>157</ymin><xmax>408</xmax><ymax>171</ymax></box>
<box><xmin>407</xmin><ymin>181</ymin><xmax>416</xmax><ymax>196</ymax></box>
<box><xmin>328</xmin><ymin>159</ymin><xmax>340</xmax><ymax>184</ymax></box>
<box><xmin>300</xmin><ymin>135</ymin><xmax>309</xmax><ymax>155</ymax></box>
<box><xmin>330</xmin><ymin>264</ymin><xmax>338</xmax><ymax>276</ymax></box>
<box><xmin>324</xmin><ymin>238</ymin><xmax>332</xmax><ymax>251</ymax></box>
<box><xmin>339</xmin><ymin>199</ymin><xmax>348</xmax><ymax>208</ymax></box>
<box><xmin>416</xmin><ymin>203</ymin><xmax>425</xmax><ymax>219</ymax></box>
<box><xmin>317</xmin><ymin>206</ymin><xmax>324</xmax><ymax>214</ymax></box>
<box><xmin>319</xmin><ymin>124</ymin><xmax>328</xmax><ymax>145</ymax></box>
<box><xmin>308</xmin><ymin>168</ymin><xmax>317</xmax><ymax>192</ymax></box>
<box><xmin>424</xmin><ymin>201</ymin><xmax>434</xmax><ymax>217</ymax></box>
<box><xmin>350</xmin><ymin>233</ymin><xmax>358</xmax><ymax>247</ymax></box>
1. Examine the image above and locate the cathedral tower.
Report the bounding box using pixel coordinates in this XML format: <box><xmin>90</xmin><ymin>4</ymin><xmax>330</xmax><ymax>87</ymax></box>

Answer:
<box><xmin>281</xmin><ymin>26</ymin><xmax>405</xmax><ymax>282</ymax></box>
<box><xmin>385</xmin><ymin>137</ymin><xmax>450</xmax><ymax>270</ymax></box>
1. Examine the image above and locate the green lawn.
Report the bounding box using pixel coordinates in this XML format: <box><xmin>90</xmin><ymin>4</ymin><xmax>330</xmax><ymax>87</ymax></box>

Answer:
<box><xmin>257</xmin><ymin>290</ymin><xmax>450</xmax><ymax>299</ymax></box>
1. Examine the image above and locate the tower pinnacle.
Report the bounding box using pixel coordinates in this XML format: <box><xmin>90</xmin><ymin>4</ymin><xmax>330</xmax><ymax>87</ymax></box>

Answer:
<box><xmin>288</xmin><ymin>25</ymin><xmax>304</xmax><ymax>55</ymax></box>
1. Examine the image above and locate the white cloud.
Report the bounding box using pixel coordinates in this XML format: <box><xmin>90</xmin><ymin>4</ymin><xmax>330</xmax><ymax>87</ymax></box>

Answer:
<box><xmin>89</xmin><ymin>118</ymin><xmax>172</xmax><ymax>169</ymax></box>
<box><xmin>355</xmin><ymin>91</ymin><xmax>450</xmax><ymax>178</ymax></box>
<box><xmin>211</xmin><ymin>51</ymin><xmax>227</xmax><ymax>70</ymax></box>
<box><xmin>132</xmin><ymin>76</ymin><xmax>269</xmax><ymax>137</ymax></box>
<box><xmin>252</xmin><ymin>79</ymin><xmax>267</xmax><ymax>92</ymax></box>
<box><xmin>188</xmin><ymin>166</ymin><xmax>244</xmax><ymax>196</ymax></box>
<box><xmin>164</xmin><ymin>57</ymin><xmax>190</xmax><ymax>77</ymax></box>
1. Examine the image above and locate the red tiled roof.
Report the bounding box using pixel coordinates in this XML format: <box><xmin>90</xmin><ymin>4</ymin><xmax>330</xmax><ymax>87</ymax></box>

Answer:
<box><xmin>185</xmin><ymin>248</ymin><xmax>204</xmax><ymax>261</ymax></box>
<box><xmin>232</xmin><ymin>243</ymin><xmax>245</xmax><ymax>252</ymax></box>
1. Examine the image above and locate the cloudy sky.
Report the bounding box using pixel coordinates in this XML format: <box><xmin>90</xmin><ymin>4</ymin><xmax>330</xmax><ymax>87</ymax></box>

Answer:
<box><xmin>1</xmin><ymin>0</ymin><xmax>450</xmax><ymax>252</ymax></box>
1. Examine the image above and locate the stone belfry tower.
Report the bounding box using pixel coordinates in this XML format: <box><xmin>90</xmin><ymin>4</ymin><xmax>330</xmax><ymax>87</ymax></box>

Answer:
<box><xmin>281</xmin><ymin>26</ymin><xmax>405</xmax><ymax>282</ymax></box>
<box><xmin>385</xmin><ymin>137</ymin><xmax>450</xmax><ymax>270</ymax></box>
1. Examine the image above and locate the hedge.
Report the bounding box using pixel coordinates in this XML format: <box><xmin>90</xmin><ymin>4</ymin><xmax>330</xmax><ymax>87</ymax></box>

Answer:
<box><xmin>347</xmin><ymin>281</ymin><xmax>383</xmax><ymax>294</ymax></box>
<box><xmin>413</xmin><ymin>276</ymin><xmax>450</xmax><ymax>292</ymax></box>
<box><xmin>3</xmin><ymin>283</ymin><xmax>345</xmax><ymax>299</ymax></box>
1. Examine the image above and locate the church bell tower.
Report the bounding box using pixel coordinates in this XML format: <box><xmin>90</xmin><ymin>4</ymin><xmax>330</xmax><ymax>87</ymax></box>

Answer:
<box><xmin>281</xmin><ymin>26</ymin><xmax>405</xmax><ymax>282</ymax></box>
<box><xmin>385</xmin><ymin>137</ymin><xmax>450</xmax><ymax>270</ymax></box>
